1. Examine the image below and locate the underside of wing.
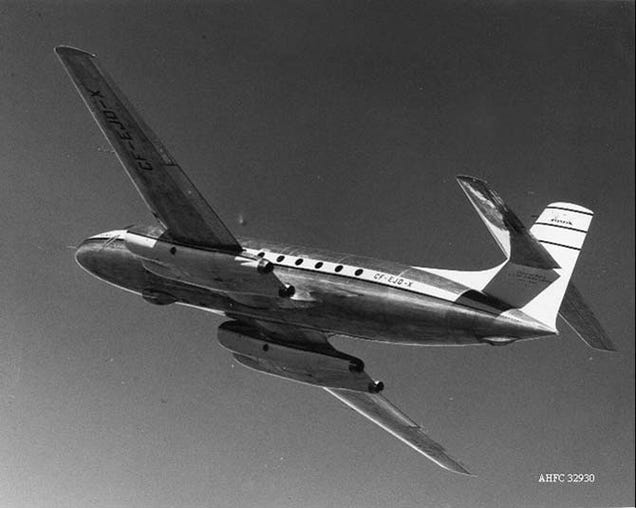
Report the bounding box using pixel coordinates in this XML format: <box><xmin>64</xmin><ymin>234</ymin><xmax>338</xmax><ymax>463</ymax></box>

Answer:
<box><xmin>219</xmin><ymin>319</ymin><xmax>472</xmax><ymax>475</ymax></box>
<box><xmin>55</xmin><ymin>46</ymin><xmax>240</xmax><ymax>252</ymax></box>
<box><xmin>326</xmin><ymin>388</ymin><xmax>473</xmax><ymax>475</ymax></box>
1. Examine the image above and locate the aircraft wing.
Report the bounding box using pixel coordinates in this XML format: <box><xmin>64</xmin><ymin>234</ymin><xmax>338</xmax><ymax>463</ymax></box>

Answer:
<box><xmin>326</xmin><ymin>388</ymin><xmax>472</xmax><ymax>475</ymax></box>
<box><xmin>228</xmin><ymin>319</ymin><xmax>472</xmax><ymax>475</ymax></box>
<box><xmin>55</xmin><ymin>46</ymin><xmax>240</xmax><ymax>252</ymax></box>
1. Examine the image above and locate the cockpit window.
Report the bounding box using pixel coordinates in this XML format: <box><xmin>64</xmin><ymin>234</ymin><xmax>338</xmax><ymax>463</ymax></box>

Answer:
<box><xmin>88</xmin><ymin>229</ymin><xmax>125</xmax><ymax>241</ymax></box>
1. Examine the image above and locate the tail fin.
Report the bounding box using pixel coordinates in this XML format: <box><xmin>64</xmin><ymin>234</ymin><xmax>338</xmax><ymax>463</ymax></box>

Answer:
<box><xmin>531</xmin><ymin>207</ymin><xmax>615</xmax><ymax>350</ymax></box>
<box><xmin>518</xmin><ymin>203</ymin><xmax>593</xmax><ymax>328</ymax></box>
<box><xmin>425</xmin><ymin>177</ymin><xmax>613</xmax><ymax>350</ymax></box>
<box><xmin>455</xmin><ymin>177</ymin><xmax>593</xmax><ymax>330</ymax></box>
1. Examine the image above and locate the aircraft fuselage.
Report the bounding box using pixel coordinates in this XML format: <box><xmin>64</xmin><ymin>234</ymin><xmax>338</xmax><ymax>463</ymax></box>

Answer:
<box><xmin>76</xmin><ymin>229</ymin><xmax>554</xmax><ymax>347</ymax></box>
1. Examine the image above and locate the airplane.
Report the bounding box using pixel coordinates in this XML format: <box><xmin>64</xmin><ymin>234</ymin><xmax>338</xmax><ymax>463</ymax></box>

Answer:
<box><xmin>55</xmin><ymin>45</ymin><xmax>615</xmax><ymax>476</ymax></box>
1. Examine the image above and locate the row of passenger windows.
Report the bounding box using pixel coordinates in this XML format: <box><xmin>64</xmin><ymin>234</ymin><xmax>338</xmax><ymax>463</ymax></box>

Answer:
<box><xmin>257</xmin><ymin>251</ymin><xmax>364</xmax><ymax>277</ymax></box>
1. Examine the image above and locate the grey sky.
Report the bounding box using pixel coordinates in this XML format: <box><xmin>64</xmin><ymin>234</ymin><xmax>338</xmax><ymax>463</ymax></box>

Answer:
<box><xmin>1</xmin><ymin>2</ymin><xmax>634</xmax><ymax>507</ymax></box>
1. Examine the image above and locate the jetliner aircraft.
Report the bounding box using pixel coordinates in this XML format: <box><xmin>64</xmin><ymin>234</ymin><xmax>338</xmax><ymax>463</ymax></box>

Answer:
<box><xmin>56</xmin><ymin>46</ymin><xmax>614</xmax><ymax>475</ymax></box>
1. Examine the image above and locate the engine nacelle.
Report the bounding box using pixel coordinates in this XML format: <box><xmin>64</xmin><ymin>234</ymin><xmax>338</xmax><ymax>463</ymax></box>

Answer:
<box><xmin>218</xmin><ymin>321</ymin><xmax>383</xmax><ymax>393</ymax></box>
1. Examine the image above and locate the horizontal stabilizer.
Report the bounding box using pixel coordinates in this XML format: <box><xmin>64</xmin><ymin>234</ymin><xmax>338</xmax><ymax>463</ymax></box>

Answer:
<box><xmin>456</xmin><ymin>176</ymin><xmax>559</xmax><ymax>269</ymax></box>
<box><xmin>559</xmin><ymin>283</ymin><xmax>616</xmax><ymax>352</ymax></box>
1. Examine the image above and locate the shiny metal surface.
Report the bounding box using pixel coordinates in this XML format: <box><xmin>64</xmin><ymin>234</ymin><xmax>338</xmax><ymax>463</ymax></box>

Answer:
<box><xmin>76</xmin><ymin>236</ymin><xmax>554</xmax><ymax>347</ymax></box>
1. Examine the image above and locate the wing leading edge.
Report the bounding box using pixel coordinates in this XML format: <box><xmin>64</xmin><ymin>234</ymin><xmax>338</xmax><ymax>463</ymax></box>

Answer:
<box><xmin>55</xmin><ymin>46</ymin><xmax>240</xmax><ymax>252</ymax></box>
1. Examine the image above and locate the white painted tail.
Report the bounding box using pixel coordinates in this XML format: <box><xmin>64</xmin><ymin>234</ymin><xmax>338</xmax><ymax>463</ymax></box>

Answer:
<box><xmin>522</xmin><ymin>203</ymin><xmax>593</xmax><ymax>328</ymax></box>
<box><xmin>425</xmin><ymin>178</ymin><xmax>594</xmax><ymax>332</ymax></box>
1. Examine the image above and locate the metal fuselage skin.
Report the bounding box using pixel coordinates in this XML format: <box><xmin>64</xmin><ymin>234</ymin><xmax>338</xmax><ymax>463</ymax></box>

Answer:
<box><xmin>75</xmin><ymin>229</ymin><xmax>555</xmax><ymax>346</ymax></box>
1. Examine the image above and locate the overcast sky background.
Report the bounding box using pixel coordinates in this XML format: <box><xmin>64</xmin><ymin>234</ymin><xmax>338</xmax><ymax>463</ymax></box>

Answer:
<box><xmin>1</xmin><ymin>2</ymin><xmax>634</xmax><ymax>507</ymax></box>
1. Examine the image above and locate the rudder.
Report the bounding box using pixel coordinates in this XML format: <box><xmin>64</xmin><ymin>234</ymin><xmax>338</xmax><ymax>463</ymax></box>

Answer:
<box><xmin>521</xmin><ymin>203</ymin><xmax>594</xmax><ymax>328</ymax></box>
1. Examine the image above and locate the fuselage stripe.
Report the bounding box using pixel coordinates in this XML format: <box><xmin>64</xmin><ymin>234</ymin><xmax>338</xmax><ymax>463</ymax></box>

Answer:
<box><xmin>243</xmin><ymin>249</ymin><xmax>506</xmax><ymax>315</ymax></box>
<box><xmin>259</xmin><ymin>254</ymin><xmax>448</xmax><ymax>299</ymax></box>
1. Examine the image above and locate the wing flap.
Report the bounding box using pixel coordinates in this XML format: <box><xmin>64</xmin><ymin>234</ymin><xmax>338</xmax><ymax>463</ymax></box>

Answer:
<box><xmin>55</xmin><ymin>46</ymin><xmax>240</xmax><ymax>251</ymax></box>
<box><xmin>325</xmin><ymin>388</ymin><xmax>473</xmax><ymax>475</ymax></box>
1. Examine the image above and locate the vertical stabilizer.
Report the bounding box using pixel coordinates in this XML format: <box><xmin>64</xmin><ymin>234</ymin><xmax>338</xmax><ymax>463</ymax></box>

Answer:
<box><xmin>424</xmin><ymin>178</ymin><xmax>610</xmax><ymax>349</ymax></box>
<box><xmin>521</xmin><ymin>203</ymin><xmax>593</xmax><ymax>328</ymax></box>
<box><xmin>450</xmin><ymin>178</ymin><xmax>594</xmax><ymax>331</ymax></box>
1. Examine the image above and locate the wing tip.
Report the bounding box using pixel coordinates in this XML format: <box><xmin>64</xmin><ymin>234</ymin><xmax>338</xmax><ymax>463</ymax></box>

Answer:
<box><xmin>587</xmin><ymin>338</ymin><xmax>617</xmax><ymax>353</ymax></box>
<box><xmin>456</xmin><ymin>174</ymin><xmax>486</xmax><ymax>187</ymax></box>
<box><xmin>413</xmin><ymin>443</ymin><xmax>476</xmax><ymax>477</ymax></box>
<box><xmin>54</xmin><ymin>45</ymin><xmax>96</xmax><ymax>58</ymax></box>
<box><xmin>435</xmin><ymin>459</ymin><xmax>475</xmax><ymax>476</ymax></box>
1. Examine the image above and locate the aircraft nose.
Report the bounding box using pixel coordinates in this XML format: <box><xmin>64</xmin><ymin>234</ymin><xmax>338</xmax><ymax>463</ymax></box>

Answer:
<box><xmin>73</xmin><ymin>231</ymin><xmax>149</xmax><ymax>291</ymax></box>
<box><xmin>75</xmin><ymin>230</ymin><xmax>126</xmax><ymax>274</ymax></box>
<box><xmin>74</xmin><ymin>238</ymin><xmax>103</xmax><ymax>274</ymax></box>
